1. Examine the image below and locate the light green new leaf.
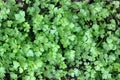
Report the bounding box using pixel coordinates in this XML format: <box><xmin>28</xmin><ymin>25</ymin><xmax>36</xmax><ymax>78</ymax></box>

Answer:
<box><xmin>13</xmin><ymin>61</ymin><xmax>20</xmax><ymax>69</ymax></box>
<box><xmin>26</xmin><ymin>50</ymin><xmax>34</xmax><ymax>57</ymax></box>
<box><xmin>15</xmin><ymin>11</ymin><xmax>25</xmax><ymax>23</ymax></box>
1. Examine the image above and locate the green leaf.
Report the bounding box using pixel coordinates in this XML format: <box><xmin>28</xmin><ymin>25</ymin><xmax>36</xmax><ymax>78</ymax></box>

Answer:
<box><xmin>23</xmin><ymin>76</ymin><xmax>31</xmax><ymax>80</ymax></box>
<box><xmin>23</xmin><ymin>22</ymin><xmax>30</xmax><ymax>32</ymax></box>
<box><xmin>113</xmin><ymin>1</ymin><xmax>120</xmax><ymax>8</ymax></box>
<box><xmin>19</xmin><ymin>67</ymin><xmax>23</xmax><ymax>73</ymax></box>
<box><xmin>15</xmin><ymin>11</ymin><xmax>25</xmax><ymax>23</ymax></box>
<box><xmin>0</xmin><ymin>67</ymin><xmax>5</xmax><ymax>73</ymax></box>
<box><xmin>13</xmin><ymin>61</ymin><xmax>20</xmax><ymax>69</ymax></box>
<box><xmin>26</xmin><ymin>50</ymin><xmax>34</xmax><ymax>57</ymax></box>
<box><xmin>60</xmin><ymin>62</ymin><xmax>67</xmax><ymax>69</ymax></box>
<box><xmin>10</xmin><ymin>72</ymin><xmax>17</xmax><ymax>79</ymax></box>
<box><xmin>65</xmin><ymin>50</ymin><xmax>75</xmax><ymax>62</ymax></box>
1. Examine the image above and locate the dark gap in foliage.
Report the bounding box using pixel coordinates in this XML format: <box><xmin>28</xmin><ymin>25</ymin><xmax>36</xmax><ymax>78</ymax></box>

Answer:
<box><xmin>74</xmin><ymin>9</ymin><xmax>80</xmax><ymax>13</ymax></box>
<box><xmin>61</xmin><ymin>77</ymin><xmax>66</xmax><ymax>80</ymax></box>
<box><xmin>0</xmin><ymin>40</ymin><xmax>5</xmax><ymax>44</ymax></box>
<box><xmin>41</xmin><ymin>73</ymin><xmax>46</xmax><ymax>79</ymax></box>
<box><xmin>109</xmin><ymin>0</ymin><xmax>120</xmax><ymax>12</ymax></box>
<box><xmin>78</xmin><ymin>59</ymin><xmax>85</xmax><ymax>69</ymax></box>
<box><xmin>104</xmin><ymin>14</ymin><xmax>119</xmax><ymax>31</ymax></box>
<box><xmin>110</xmin><ymin>71</ymin><xmax>119</xmax><ymax>78</ymax></box>
<box><xmin>105</xmin><ymin>0</ymin><xmax>111</xmax><ymax>5</ymax></box>
<box><xmin>85</xmin><ymin>20</ymin><xmax>93</xmax><ymax>27</ymax></box>
<box><xmin>16</xmin><ymin>71</ymin><xmax>25</xmax><ymax>80</ymax></box>
<box><xmin>58</xmin><ymin>38</ymin><xmax>66</xmax><ymax>57</ymax></box>
<box><xmin>66</xmin><ymin>74</ymin><xmax>77</xmax><ymax>80</ymax></box>
<box><xmin>97</xmin><ymin>20</ymin><xmax>104</xmax><ymax>25</ymax></box>
<box><xmin>49</xmin><ymin>16</ymin><xmax>55</xmax><ymax>22</ymax></box>
<box><xmin>63</xmin><ymin>58</ymin><xmax>68</xmax><ymax>65</ymax></box>
<box><xmin>71</xmin><ymin>0</ymin><xmax>94</xmax><ymax>4</ymax></box>
<box><xmin>55</xmin><ymin>65</ymin><xmax>59</xmax><ymax>70</ymax></box>
<box><xmin>116</xmin><ymin>21</ymin><xmax>120</xmax><ymax>28</ymax></box>
<box><xmin>25</xmin><ymin>11</ymin><xmax>31</xmax><ymax>22</ymax></box>
<box><xmin>117</xmin><ymin>24</ymin><xmax>120</xmax><ymax>28</ymax></box>
<box><xmin>110</xmin><ymin>4</ymin><xmax>114</xmax><ymax>10</ymax></box>
<box><xmin>37</xmin><ymin>29</ymin><xmax>43</xmax><ymax>33</ymax></box>
<box><xmin>39</xmin><ymin>7</ymin><xmax>49</xmax><ymax>15</ymax></box>
<box><xmin>18</xmin><ymin>26</ymin><xmax>24</xmax><ymax>33</ymax></box>
<box><xmin>88</xmin><ymin>0</ymin><xmax>94</xmax><ymax>4</ymax></box>
<box><xmin>105</xmin><ymin>26</ymin><xmax>116</xmax><ymax>34</ymax></box>
<box><xmin>16</xmin><ymin>0</ymin><xmax>22</xmax><ymax>3</ymax></box>
<box><xmin>22</xmin><ymin>2</ymin><xmax>28</xmax><ymax>11</ymax></box>
<box><xmin>85</xmin><ymin>58</ymin><xmax>92</xmax><ymax>63</ymax></box>
<box><xmin>28</xmin><ymin>26</ymin><xmax>35</xmax><ymax>42</ymax></box>
<box><xmin>105</xmin><ymin>0</ymin><xmax>114</xmax><ymax>9</ymax></box>
<box><xmin>9</xmin><ymin>62</ymin><xmax>13</xmax><ymax>67</ymax></box>
<box><xmin>55</xmin><ymin>2</ymin><xmax>62</xmax><ymax>8</ymax></box>
<box><xmin>49</xmin><ymin>78</ymin><xmax>55</xmax><ymax>80</ymax></box>
<box><xmin>99</xmin><ymin>32</ymin><xmax>107</xmax><ymax>44</ymax></box>
<box><xmin>95</xmin><ymin>36</ymin><xmax>104</xmax><ymax>47</ymax></box>
<box><xmin>108</xmin><ymin>50</ymin><xmax>115</xmax><ymax>54</ymax></box>
<box><xmin>34</xmin><ymin>72</ymin><xmax>39</xmax><ymax>80</ymax></box>
<box><xmin>104</xmin><ymin>14</ymin><xmax>113</xmax><ymax>23</ymax></box>
<box><xmin>16</xmin><ymin>0</ymin><xmax>28</xmax><ymax>11</ymax></box>
<box><xmin>45</xmin><ymin>61</ymin><xmax>49</xmax><ymax>65</ymax></box>
<box><xmin>107</xmin><ymin>29</ymin><xmax>116</xmax><ymax>34</ymax></box>
<box><xmin>66</xmin><ymin>62</ymin><xmax>78</xmax><ymax>69</ymax></box>
<box><xmin>104</xmin><ymin>14</ymin><xmax>119</xmax><ymax>25</ymax></box>
<box><xmin>70</xmin><ymin>7</ymin><xmax>80</xmax><ymax>13</ymax></box>
<box><xmin>3</xmin><ymin>0</ymin><xmax>7</xmax><ymax>2</ymax></box>
<box><xmin>71</xmin><ymin>0</ymin><xmax>81</xmax><ymax>2</ymax></box>
<box><xmin>42</xmin><ymin>72</ymin><xmax>55</xmax><ymax>80</ymax></box>
<box><xmin>90</xmin><ymin>60</ymin><xmax>96</xmax><ymax>67</ymax></box>
<box><xmin>4</xmin><ymin>73</ymin><xmax>10</xmax><ymax>80</ymax></box>
<box><xmin>116</xmin><ymin>7</ymin><xmax>120</xmax><ymax>13</ymax></box>
<box><xmin>119</xmin><ymin>55</ymin><xmax>120</xmax><ymax>58</ymax></box>
<box><xmin>95</xmin><ymin>71</ymin><xmax>102</xmax><ymax>80</ymax></box>
<box><xmin>113</xmin><ymin>17</ymin><xmax>119</xmax><ymax>30</ymax></box>
<box><xmin>73</xmin><ymin>31</ymin><xmax>77</xmax><ymax>35</ymax></box>
<box><xmin>18</xmin><ymin>77</ymin><xmax>22</xmax><ymax>80</ymax></box>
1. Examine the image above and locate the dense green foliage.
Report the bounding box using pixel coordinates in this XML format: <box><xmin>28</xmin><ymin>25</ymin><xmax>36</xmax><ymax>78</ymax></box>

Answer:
<box><xmin>0</xmin><ymin>0</ymin><xmax>120</xmax><ymax>80</ymax></box>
